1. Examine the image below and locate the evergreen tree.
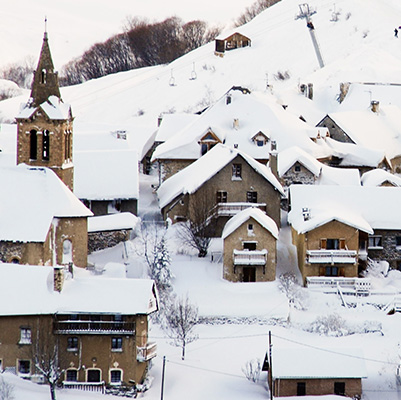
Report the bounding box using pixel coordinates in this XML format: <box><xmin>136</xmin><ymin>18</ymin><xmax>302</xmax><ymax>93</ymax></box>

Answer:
<box><xmin>151</xmin><ymin>237</ymin><xmax>173</xmax><ymax>291</ymax></box>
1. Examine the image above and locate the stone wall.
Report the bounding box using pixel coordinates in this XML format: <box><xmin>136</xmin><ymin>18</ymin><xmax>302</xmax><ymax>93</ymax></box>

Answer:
<box><xmin>160</xmin><ymin>159</ymin><xmax>194</xmax><ymax>182</ymax></box>
<box><xmin>88</xmin><ymin>229</ymin><xmax>132</xmax><ymax>253</ymax></box>
<box><xmin>368</xmin><ymin>229</ymin><xmax>401</xmax><ymax>270</ymax></box>
<box><xmin>281</xmin><ymin>161</ymin><xmax>317</xmax><ymax>187</ymax></box>
<box><xmin>317</xmin><ymin>116</ymin><xmax>355</xmax><ymax>144</ymax></box>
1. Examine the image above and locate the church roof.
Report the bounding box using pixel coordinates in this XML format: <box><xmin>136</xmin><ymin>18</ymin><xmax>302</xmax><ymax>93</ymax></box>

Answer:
<box><xmin>16</xmin><ymin>95</ymin><xmax>71</xmax><ymax>121</ymax></box>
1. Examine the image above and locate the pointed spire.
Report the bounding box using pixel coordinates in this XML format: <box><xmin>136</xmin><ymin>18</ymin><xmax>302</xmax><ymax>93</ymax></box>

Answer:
<box><xmin>30</xmin><ymin>19</ymin><xmax>61</xmax><ymax>107</ymax></box>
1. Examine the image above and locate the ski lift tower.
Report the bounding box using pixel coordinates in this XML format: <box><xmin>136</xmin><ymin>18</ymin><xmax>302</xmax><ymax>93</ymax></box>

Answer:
<box><xmin>297</xmin><ymin>3</ymin><xmax>325</xmax><ymax>68</ymax></box>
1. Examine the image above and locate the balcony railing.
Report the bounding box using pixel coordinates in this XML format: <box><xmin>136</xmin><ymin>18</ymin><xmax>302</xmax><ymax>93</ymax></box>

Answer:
<box><xmin>306</xmin><ymin>250</ymin><xmax>357</xmax><ymax>264</ymax></box>
<box><xmin>54</xmin><ymin>321</ymin><xmax>135</xmax><ymax>335</ymax></box>
<box><xmin>137</xmin><ymin>342</ymin><xmax>157</xmax><ymax>362</ymax></box>
<box><xmin>233</xmin><ymin>250</ymin><xmax>267</xmax><ymax>265</ymax></box>
<box><xmin>212</xmin><ymin>202</ymin><xmax>266</xmax><ymax>217</ymax></box>
<box><xmin>306</xmin><ymin>277</ymin><xmax>371</xmax><ymax>295</ymax></box>
<box><xmin>63</xmin><ymin>381</ymin><xmax>105</xmax><ymax>393</ymax></box>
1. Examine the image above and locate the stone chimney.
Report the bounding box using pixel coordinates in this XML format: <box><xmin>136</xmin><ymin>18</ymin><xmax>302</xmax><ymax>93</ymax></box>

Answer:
<box><xmin>371</xmin><ymin>100</ymin><xmax>380</xmax><ymax>113</ymax></box>
<box><xmin>233</xmin><ymin>118</ymin><xmax>239</xmax><ymax>130</ymax></box>
<box><xmin>269</xmin><ymin>140</ymin><xmax>278</xmax><ymax>178</ymax></box>
<box><xmin>339</xmin><ymin>82</ymin><xmax>350</xmax><ymax>103</ymax></box>
<box><xmin>54</xmin><ymin>267</ymin><xmax>64</xmax><ymax>292</ymax></box>
<box><xmin>157</xmin><ymin>114</ymin><xmax>163</xmax><ymax>127</ymax></box>
<box><xmin>307</xmin><ymin>83</ymin><xmax>313</xmax><ymax>100</ymax></box>
<box><xmin>226</xmin><ymin>94</ymin><xmax>232</xmax><ymax>105</ymax></box>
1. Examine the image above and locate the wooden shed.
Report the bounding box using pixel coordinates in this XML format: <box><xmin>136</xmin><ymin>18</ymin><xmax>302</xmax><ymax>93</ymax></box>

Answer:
<box><xmin>215</xmin><ymin>32</ymin><xmax>251</xmax><ymax>55</ymax></box>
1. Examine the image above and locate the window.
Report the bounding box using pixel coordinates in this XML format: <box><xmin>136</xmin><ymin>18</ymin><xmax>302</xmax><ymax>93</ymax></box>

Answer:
<box><xmin>396</xmin><ymin>236</ymin><xmax>401</xmax><ymax>248</ymax></box>
<box><xmin>326</xmin><ymin>239</ymin><xmax>340</xmax><ymax>250</ymax></box>
<box><xmin>67</xmin><ymin>337</ymin><xmax>78</xmax><ymax>351</ymax></box>
<box><xmin>216</xmin><ymin>191</ymin><xmax>227</xmax><ymax>203</ymax></box>
<box><xmin>334</xmin><ymin>382</ymin><xmax>345</xmax><ymax>396</ymax></box>
<box><xmin>18</xmin><ymin>360</ymin><xmax>31</xmax><ymax>375</ymax></box>
<box><xmin>64</xmin><ymin>130</ymin><xmax>72</xmax><ymax>161</ymax></box>
<box><xmin>19</xmin><ymin>328</ymin><xmax>31</xmax><ymax>344</ymax></box>
<box><xmin>248</xmin><ymin>223</ymin><xmax>253</xmax><ymax>231</ymax></box>
<box><xmin>42</xmin><ymin>130</ymin><xmax>50</xmax><ymax>160</ymax></box>
<box><xmin>243</xmin><ymin>242</ymin><xmax>257</xmax><ymax>251</ymax></box>
<box><xmin>325</xmin><ymin>266</ymin><xmax>339</xmax><ymax>276</ymax></box>
<box><xmin>66</xmin><ymin>369</ymin><xmax>78</xmax><ymax>382</ymax></box>
<box><xmin>257</xmin><ymin>140</ymin><xmax>264</xmax><ymax>147</ymax></box>
<box><xmin>294</xmin><ymin>165</ymin><xmax>301</xmax><ymax>172</ymax></box>
<box><xmin>62</xmin><ymin>240</ymin><xmax>73</xmax><ymax>265</ymax></box>
<box><xmin>368</xmin><ymin>235</ymin><xmax>383</xmax><ymax>249</ymax></box>
<box><xmin>87</xmin><ymin>369</ymin><xmax>101</xmax><ymax>383</ymax></box>
<box><xmin>111</xmin><ymin>337</ymin><xmax>123</xmax><ymax>351</ymax></box>
<box><xmin>30</xmin><ymin>130</ymin><xmax>37</xmax><ymax>160</ymax></box>
<box><xmin>297</xmin><ymin>382</ymin><xmax>306</xmax><ymax>396</ymax></box>
<box><xmin>110</xmin><ymin>369</ymin><xmax>122</xmax><ymax>384</ymax></box>
<box><xmin>232</xmin><ymin>164</ymin><xmax>242</xmax><ymax>180</ymax></box>
<box><xmin>246</xmin><ymin>191</ymin><xmax>258</xmax><ymax>203</ymax></box>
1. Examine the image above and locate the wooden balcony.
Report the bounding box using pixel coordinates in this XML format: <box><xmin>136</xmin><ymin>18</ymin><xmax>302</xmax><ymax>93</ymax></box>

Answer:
<box><xmin>306</xmin><ymin>250</ymin><xmax>357</xmax><ymax>264</ymax></box>
<box><xmin>137</xmin><ymin>342</ymin><xmax>157</xmax><ymax>362</ymax></box>
<box><xmin>233</xmin><ymin>249</ymin><xmax>267</xmax><ymax>265</ymax></box>
<box><xmin>54</xmin><ymin>320</ymin><xmax>135</xmax><ymax>335</ymax></box>
<box><xmin>213</xmin><ymin>202</ymin><xmax>266</xmax><ymax>217</ymax></box>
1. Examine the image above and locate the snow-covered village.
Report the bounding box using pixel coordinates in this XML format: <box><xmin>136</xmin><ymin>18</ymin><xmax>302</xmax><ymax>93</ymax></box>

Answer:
<box><xmin>2</xmin><ymin>0</ymin><xmax>401</xmax><ymax>399</ymax></box>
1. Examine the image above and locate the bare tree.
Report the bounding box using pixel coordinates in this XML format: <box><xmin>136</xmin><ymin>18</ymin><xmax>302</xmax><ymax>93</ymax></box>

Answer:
<box><xmin>164</xmin><ymin>295</ymin><xmax>199</xmax><ymax>360</ymax></box>
<box><xmin>235</xmin><ymin>0</ymin><xmax>281</xmax><ymax>27</ymax></box>
<box><xmin>0</xmin><ymin>376</ymin><xmax>14</xmax><ymax>400</ymax></box>
<box><xmin>177</xmin><ymin>191</ymin><xmax>216</xmax><ymax>258</ymax></box>
<box><xmin>32</xmin><ymin>329</ymin><xmax>64</xmax><ymax>400</ymax></box>
<box><xmin>242</xmin><ymin>358</ymin><xmax>262</xmax><ymax>382</ymax></box>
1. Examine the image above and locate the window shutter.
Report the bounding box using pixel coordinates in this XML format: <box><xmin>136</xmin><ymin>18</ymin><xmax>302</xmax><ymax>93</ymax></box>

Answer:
<box><xmin>339</xmin><ymin>267</ymin><xmax>345</xmax><ymax>276</ymax></box>
<box><xmin>319</xmin><ymin>267</ymin><xmax>325</xmax><ymax>276</ymax></box>
<box><xmin>339</xmin><ymin>239</ymin><xmax>346</xmax><ymax>249</ymax></box>
<box><xmin>320</xmin><ymin>239</ymin><xmax>327</xmax><ymax>249</ymax></box>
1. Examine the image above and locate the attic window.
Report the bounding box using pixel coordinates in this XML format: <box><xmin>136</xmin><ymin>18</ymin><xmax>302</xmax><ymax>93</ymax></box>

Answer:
<box><xmin>294</xmin><ymin>165</ymin><xmax>301</xmax><ymax>172</ymax></box>
<box><xmin>232</xmin><ymin>164</ymin><xmax>242</xmax><ymax>180</ymax></box>
<box><xmin>252</xmin><ymin>132</ymin><xmax>269</xmax><ymax>147</ymax></box>
<box><xmin>199</xmin><ymin>131</ymin><xmax>219</xmax><ymax>155</ymax></box>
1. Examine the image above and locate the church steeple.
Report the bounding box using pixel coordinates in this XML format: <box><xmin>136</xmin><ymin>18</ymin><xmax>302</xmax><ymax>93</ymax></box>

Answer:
<box><xmin>30</xmin><ymin>21</ymin><xmax>61</xmax><ymax>106</ymax></box>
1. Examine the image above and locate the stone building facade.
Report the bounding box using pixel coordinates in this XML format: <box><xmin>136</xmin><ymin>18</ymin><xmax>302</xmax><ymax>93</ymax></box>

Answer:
<box><xmin>367</xmin><ymin>229</ymin><xmax>401</xmax><ymax>270</ymax></box>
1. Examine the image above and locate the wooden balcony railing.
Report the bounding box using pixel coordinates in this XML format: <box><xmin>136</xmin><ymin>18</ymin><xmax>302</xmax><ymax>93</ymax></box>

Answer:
<box><xmin>137</xmin><ymin>342</ymin><xmax>157</xmax><ymax>362</ymax></box>
<box><xmin>54</xmin><ymin>321</ymin><xmax>135</xmax><ymax>335</ymax></box>
<box><xmin>233</xmin><ymin>250</ymin><xmax>267</xmax><ymax>265</ymax></box>
<box><xmin>306</xmin><ymin>250</ymin><xmax>357</xmax><ymax>264</ymax></box>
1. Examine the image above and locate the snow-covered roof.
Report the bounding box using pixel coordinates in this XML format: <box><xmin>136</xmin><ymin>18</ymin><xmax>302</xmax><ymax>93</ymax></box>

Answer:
<box><xmin>152</xmin><ymin>89</ymin><xmax>329</xmax><ymax>163</ymax></box>
<box><xmin>288</xmin><ymin>184</ymin><xmax>401</xmax><ymax>233</ymax></box>
<box><xmin>324</xmin><ymin>137</ymin><xmax>386</xmax><ymax>168</ymax></box>
<box><xmin>155</xmin><ymin>113</ymin><xmax>199</xmax><ymax>143</ymax></box>
<box><xmin>278</xmin><ymin>146</ymin><xmax>322</xmax><ymax>177</ymax></box>
<box><xmin>0</xmin><ymin>263</ymin><xmax>158</xmax><ymax>316</ymax></box>
<box><xmin>16</xmin><ymin>95</ymin><xmax>71</xmax><ymax>120</ymax></box>
<box><xmin>326</xmin><ymin>106</ymin><xmax>401</xmax><ymax>160</ymax></box>
<box><xmin>222</xmin><ymin>208</ymin><xmax>278</xmax><ymax>240</ymax></box>
<box><xmin>272</xmin><ymin>347</ymin><xmax>367</xmax><ymax>379</ymax></box>
<box><xmin>157</xmin><ymin>144</ymin><xmax>284</xmax><ymax>209</ymax></box>
<box><xmin>74</xmin><ymin>149</ymin><xmax>139</xmax><ymax>200</ymax></box>
<box><xmin>88</xmin><ymin>212</ymin><xmax>139</xmax><ymax>233</ymax></box>
<box><xmin>361</xmin><ymin>169</ymin><xmax>401</xmax><ymax>187</ymax></box>
<box><xmin>317</xmin><ymin>165</ymin><xmax>361</xmax><ymax>186</ymax></box>
<box><xmin>0</xmin><ymin>164</ymin><xmax>92</xmax><ymax>242</ymax></box>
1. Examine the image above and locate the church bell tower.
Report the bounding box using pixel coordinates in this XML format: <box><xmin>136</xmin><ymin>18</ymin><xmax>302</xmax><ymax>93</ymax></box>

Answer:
<box><xmin>16</xmin><ymin>24</ymin><xmax>74</xmax><ymax>191</ymax></box>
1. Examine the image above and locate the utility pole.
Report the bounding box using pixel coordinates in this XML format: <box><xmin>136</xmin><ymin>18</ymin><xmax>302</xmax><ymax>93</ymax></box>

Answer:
<box><xmin>269</xmin><ymin>331</ymin><xmax>273</xmax><ymax>400</ymax></box>
<box><xmin>161</xmin><ymin>356</ymin><xmax>166</xmax><ymax>400</ymax></box>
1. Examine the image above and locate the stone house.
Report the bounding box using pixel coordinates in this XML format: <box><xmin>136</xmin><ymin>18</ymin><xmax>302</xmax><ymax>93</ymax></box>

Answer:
<box><xmin>288</xmin><ymin>185</ymin><xmax>401</xmax><ymax>278</ymax></box>
<box><xmin>222</xmin><ymin>208</ymin><xmax>278</xmax><ymax>282</ymax></box>
<box><xmin>0</xmin><ymin>165</ymin><xmax>92</xmax><ymax>268</ymax></box>
<box><xmin>215</xmin><ymin>32</ymin><xmax>251</xmax><ymax>55</ymax></box>
<box><xmin>264</xmin><ymin>347</ymin><xmax>366</xmax><ymax>398</ymax></box>
<box><xmin>157</xmin><ymin>144</ymin><xmax>284</xmax><ymax>236</ymax></box>
<box><xmin>0</xmin><ymin>264</ymin><xmax>158</xmax><ymax>390</ymax></box>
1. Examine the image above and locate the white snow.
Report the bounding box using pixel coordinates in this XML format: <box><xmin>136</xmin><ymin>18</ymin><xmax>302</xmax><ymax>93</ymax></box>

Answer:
<box><xmin>88</xmin><ymin>212</ymin><xmax>139</xmax><ymax>233</ymax></box>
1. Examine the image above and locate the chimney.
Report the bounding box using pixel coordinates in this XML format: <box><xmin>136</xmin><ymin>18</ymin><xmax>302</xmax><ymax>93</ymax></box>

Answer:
<box><xmin>302</xmin><ymin>207</ymin><xmax>311</xmax><ymax>221</ymax></box>
<box><xmin>371</xmin><ymin>100</ymin><xmax>379</xmax><ymax>113</ymax></box>
<box><xmin>53</xmin><ymin>267</ymin><xmax>64</xmax><ymax>292</ymax></box>
<box><xmin>226</xmin><ymin>94</ymin><xmax>232</xmax><ymax>105</ymax></box>
<box><xmin>157</xmin><ymin>114</ymin><xmax>163</xmax><ymax>127</ymax></box>
<box><xmin>339</xmin><ymin>82</ymin><xmax>350</xmax><ymax>103</ymax></box>
<box><xmin>269</xmin><ymin>140</ymin><xmax>278</xmax><ymax>178</ymax></box>
<box><xmin>233</xmin><ymin>118</ymin><xmax>239</xmax><ymax>130</ymax></box>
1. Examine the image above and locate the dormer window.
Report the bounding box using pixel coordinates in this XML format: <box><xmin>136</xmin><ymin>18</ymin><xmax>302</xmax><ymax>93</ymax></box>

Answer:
<box><xmin>199</xmin><ymin>129</ymin><xmax>220</xmax><ymax>155</ymax></box>
<box><xmin>251</xmin><ymin>131</ymin><xmax>269</xmax><ymax>147</ymax></box>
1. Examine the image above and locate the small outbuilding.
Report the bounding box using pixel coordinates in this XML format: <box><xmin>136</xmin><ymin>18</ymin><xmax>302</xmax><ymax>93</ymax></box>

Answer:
<box><xmin>215</xmin><ymin>32</ymin><xmax>251</xmax><ymax>55</ymax></box>
<box><xmin>264</xmin><ymin>347</ymin><xmax>367</xmax><ymax>398</ymax></box>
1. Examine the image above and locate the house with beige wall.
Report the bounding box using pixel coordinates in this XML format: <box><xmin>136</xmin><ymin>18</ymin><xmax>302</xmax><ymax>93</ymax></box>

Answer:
<box><xmin>0</xmin><ymin>165</ymin><xmax>92</xmax><ymax>268</ymax></box>
<box><xmin>222</xmin><ymin>208</ymin><xmax>278</xmax><ymax>282</ymax></box>
<box><xmin>0</xmin><ymin>264</ymin><xmax>158</xmax><ymax>390</ymax></box>
<box><xmin>157</xmin><ymin>144</ymin><xmax>284</xmax><ymax>236</ymax></box>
